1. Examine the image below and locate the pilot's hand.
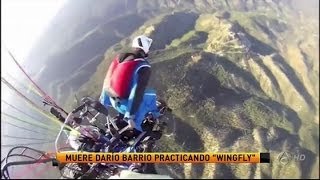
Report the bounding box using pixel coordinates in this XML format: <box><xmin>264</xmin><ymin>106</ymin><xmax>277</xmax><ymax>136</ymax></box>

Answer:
<box><xmin>124</xmin><ymin>115</ymin><xmax>136</xmax><ymax>130</ymax></box>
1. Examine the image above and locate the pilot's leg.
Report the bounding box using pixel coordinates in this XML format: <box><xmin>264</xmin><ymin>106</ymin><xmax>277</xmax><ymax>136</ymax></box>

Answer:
<box><xmin>133</xmin><ymin>89</ymin><xmax>160</xmax><ymax>132</ymax></box>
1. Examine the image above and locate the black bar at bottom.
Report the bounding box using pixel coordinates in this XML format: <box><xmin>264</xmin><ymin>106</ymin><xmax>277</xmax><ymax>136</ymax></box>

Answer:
<box><xmin>260</xmin><ymin>153</ymin><xmax>270</xmax><ymax>163</ymax></box>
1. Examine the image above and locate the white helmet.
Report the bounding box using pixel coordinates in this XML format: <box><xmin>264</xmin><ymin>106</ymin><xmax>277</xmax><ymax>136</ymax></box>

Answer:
<box><xmin>132</xmin><ymin>35</ymin><xmax>153</xmax><ymax>54</ymax></box>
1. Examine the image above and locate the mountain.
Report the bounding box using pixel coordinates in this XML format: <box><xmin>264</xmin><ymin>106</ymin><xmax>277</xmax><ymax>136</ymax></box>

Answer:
<box><xmin>23</xmin><ymin>0</ymin><xmax>319</xmax><ymax>178</ymax></box>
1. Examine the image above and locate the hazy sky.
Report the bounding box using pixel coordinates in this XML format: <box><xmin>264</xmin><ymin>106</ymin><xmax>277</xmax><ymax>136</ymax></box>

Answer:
<box><xmin>1</xmin><ymin>0</ymin><xmax>67</xmax><ymax>99</ymax></box>
<box><xmin>2</xmin><ymin>0</ymin><xmax>67</xmax><ymax>64</ymax></box>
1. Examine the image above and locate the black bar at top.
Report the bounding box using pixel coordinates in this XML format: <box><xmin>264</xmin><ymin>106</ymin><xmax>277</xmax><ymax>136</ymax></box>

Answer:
<box><xmin>260</xmin><ymin>153</ymin><xmax>270</xmax><ymax>163</ymax></box>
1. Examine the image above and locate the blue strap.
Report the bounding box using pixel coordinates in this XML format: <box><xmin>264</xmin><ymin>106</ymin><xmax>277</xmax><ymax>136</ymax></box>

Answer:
<box><xmin>124</xmin><ymin>61</ymin><xmax>151</xmax><ymax>118</ymax></box>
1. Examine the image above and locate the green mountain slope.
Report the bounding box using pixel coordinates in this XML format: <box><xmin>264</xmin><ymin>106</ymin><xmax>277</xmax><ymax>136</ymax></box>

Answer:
<box><xmin>25</xmin><ymin>0</ymin><xmax>318</xmax><ymax>178</ymax></box>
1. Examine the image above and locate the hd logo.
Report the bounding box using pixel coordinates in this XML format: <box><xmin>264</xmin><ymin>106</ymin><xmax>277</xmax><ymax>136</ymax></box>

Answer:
<box><xmin>277</xmin><ymin>151</ymin><xmax>306</xmax><ymax>165</ymax></box>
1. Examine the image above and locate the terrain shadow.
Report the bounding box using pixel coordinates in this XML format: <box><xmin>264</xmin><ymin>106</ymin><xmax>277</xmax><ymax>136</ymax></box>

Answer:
<box><xmin>231</xmin><ymin>21</ymin><xmax>275</xmax><ymax>56</ymax></box>
<box><xmin>231</xmin><ymin>21</ymin><xmax>315</xmax><ymax>111</ymax></box>
<box><xmin>149</xmin><ymin>12</ymin><xmax>199</xmax><ymax>50</ymax></box>
<box><xmin>263</xmin><ymin>126</ymin><xmax>316</xmax><ymax>178</ymax></box>
<box><xmin>257</xmin><ymin>97</ymin><xmax>302</xmax><ymax>133</ymax></box>
<box><xmin>183</xmin><ymin>66</ymin><xmax>252</xmax><ymax>107</ymax></box>
<box><xmin>299</xmin><ymin>148</ymin><xmax>317</xmax><ymax>179</ymax></box>
<box><xmin>214</xmin><ymin>164</ymin><xmax>237</xmax><ymax>179</ymax></box>
<box><xmin>163</xmin><ymin>113</ymin><xmax>205</xmax><ymax>178</ymax></box>
<box><xmin>201</xmin><ymin>52</ymin><xmax>265</xmax><ymax>97</ymax></box>
<box><xmin>253</xmin><ymin>58</ymin><xmax>285</xmax><ymax>101</ymax></box>
<box><xmin>272</xmin><ymin>54</ymin><xmax>315</xmax><ymax>111</ymax></box>
<box><xmin>150</xmin><ymin>52</ymin><xmax>261</xmax><ymax>104</ymax></box>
